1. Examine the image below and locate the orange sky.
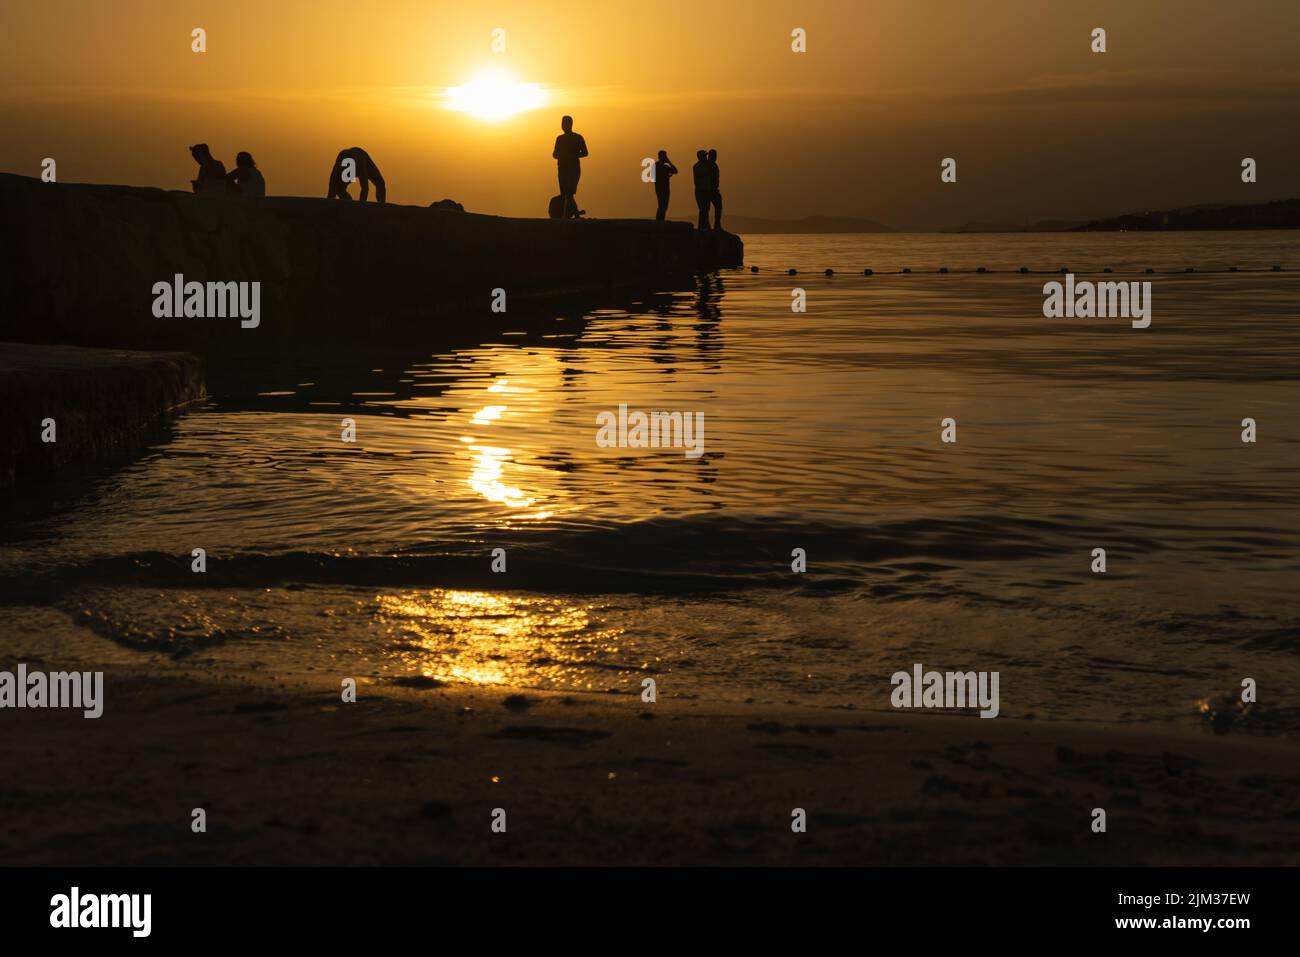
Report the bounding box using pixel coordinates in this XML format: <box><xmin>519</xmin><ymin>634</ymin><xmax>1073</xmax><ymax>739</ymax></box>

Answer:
<box><xmin>2</xmin><ymin>0</ymin><xmax>1298</xmax><ymax>228</ymax></box>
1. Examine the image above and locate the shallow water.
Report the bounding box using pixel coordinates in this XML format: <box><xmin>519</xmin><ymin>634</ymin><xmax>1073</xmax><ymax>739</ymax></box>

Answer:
<box><xmin>3</xmin><ymin>232</ymin><xmax>1298</xmax><ymax>731</ymax></box>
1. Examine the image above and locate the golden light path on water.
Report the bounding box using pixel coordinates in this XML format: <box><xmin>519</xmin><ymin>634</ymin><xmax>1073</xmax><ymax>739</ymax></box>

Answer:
<box><xmin>382</xmin><ymin>372</ymin><xmax>595</xmax><ymax>686</ymax></box>
<box><xmin>462</xmin><ymin>376</ymin><xmax>547</xmax><ymax>515</ymax></box>
<box><xmin>376</xmin><ymin>590</ymin><xmax>629</xmax><ymax>688</ymax></box>
<box><xmin>467</xmin><ymin>445</ymin><xmax>535</xmax><ymax>509</ymax></box>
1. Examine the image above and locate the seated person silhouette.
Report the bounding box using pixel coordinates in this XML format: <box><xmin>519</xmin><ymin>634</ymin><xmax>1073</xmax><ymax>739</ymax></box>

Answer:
<box><xmin>227</xmin><ymin>151</ymin><xmax>265</xmax><ymax>197</ymax></box>
<box><xmin>189</xmin><ymin>144</ymin><xmax>229</xmax><ymax>195</ymax></box>
<box><xmin>692</xmin><ymin>150</ymin><xmax>711</xmax><ymax>229</ymax></box>
<box><xmin>654</xmin><ymin>150</ymin><xmax>677</xmax><ymax>222</ymax></box>
<box><xmin>707</xmin><ymin>148</ymin><xmax>722</xmax><ymax>230</ymax></box>
<box><xmin>327</xmin><ymin>147</ymin><xmax>386</xmax><ymax>203</ymax></box>
<box><xmin>552</xmin><ymin>115</ymin><xmax>588</xmax><ymax>219</ymax></box>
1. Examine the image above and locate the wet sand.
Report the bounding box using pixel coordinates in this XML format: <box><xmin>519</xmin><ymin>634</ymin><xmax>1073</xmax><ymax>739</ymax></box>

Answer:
<box><xmin>3</xmin><ymin>618</ymin><xmax>1297</xmax><ymax>866</ymax></box>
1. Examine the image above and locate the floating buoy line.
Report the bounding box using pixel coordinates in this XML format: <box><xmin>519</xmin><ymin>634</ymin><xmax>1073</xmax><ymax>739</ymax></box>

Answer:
<box><xmin>743</xmin><ymin>265</ymin><xmax>1287</xmax><ymax>276</ymax></box>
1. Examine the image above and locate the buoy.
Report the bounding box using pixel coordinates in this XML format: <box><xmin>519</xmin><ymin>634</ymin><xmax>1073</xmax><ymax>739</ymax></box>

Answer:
<box><xmin>824</xmin><ymin>268</ymin><xmax>834</xmax><ymax>276</ymax></box>
<box><xmin>938</xmin><ymin>267</ymin><xmax>948</xmax><ymax>274</ymax></box>
<box><xmin>976</xmin><ymin>266</ymin><xmax>987</xmax><ymax>274</ymax></box>
<box><xmin>788</xmin><ymin>268</ymin><xmax>797</xmax><ymax>275</ymax></box>
<box><xmin>863</xmin><ymin>268</ymin><xmax>873</xmax><ymax>276</ymax></box>
<box><xmin>1018</xmin><ymin>267</ymin><xmax>1029</xmax><ymax>274</ymax></box>
<box><xmin>750</xmin><ymin>266</ymin><xmax>758</xmax><ymax>273</ymax></box>
<box><xmin>902</xmin><ymin>267</ymin><xmax>911</xmax><ymax>274</ymax></box>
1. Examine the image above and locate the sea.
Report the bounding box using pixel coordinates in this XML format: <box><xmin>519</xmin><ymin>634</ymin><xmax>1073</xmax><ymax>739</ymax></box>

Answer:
<box><xmin>3</xmin><ymin>231</ymin><xmax>1298</xmax><ymax>733</ymax></box>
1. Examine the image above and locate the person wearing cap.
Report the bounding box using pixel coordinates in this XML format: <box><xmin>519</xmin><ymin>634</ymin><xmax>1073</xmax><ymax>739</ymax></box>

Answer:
<box><xmin>189</xmin><ymin>144</ymin><xmax>230</xmax><ymax>195</ymax></box>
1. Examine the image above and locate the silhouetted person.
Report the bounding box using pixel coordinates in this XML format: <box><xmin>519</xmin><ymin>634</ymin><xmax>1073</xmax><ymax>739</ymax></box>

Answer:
<box><xmin>189</xmin><ymin>143</ymin><xmax>229</xmax><ymax>195</ymax></box>
<box><xmin>552</xmin><ymin>115</ymin><xmax>588</xmax><ymax>219</ymax></box>
<box><xmin>653</xmin><ymin>150</ymin><xmax>677</xmax><ymax>222</ymax></box>
<box><xmin>692</xmin><ymin>150</ymin><xmax>711</xmax><ymax>229</ymax></box>
<box><xmin>327</xmin><ymin>147</ymin><xmax>385</xmax><ymax>203</ymax></box>
<box><xmin>707</xmin><ymin>148</ymin><xmax>722</xmax><ymax>230</ymax></box>
<box><xmin>227</xmin><ymin>151</ymin><xmax>265</xmax><ymax>197</ymax></box>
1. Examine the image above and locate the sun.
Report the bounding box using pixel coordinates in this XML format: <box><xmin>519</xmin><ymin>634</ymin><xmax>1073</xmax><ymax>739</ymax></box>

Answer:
<box><xmin>443</xmin><ymin>69</ymin><xmax>549</xmax><ymax>121</ymax></box>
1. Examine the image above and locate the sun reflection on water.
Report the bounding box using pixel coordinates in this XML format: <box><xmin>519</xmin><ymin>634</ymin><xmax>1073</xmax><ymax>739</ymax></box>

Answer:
<box><xmin>459</xmin><ymin>375</ymin><xmax>558</xmax><ymax>518</ymax></box>
<box><xmin>467</xmin><ymin>444</ymin><xmax>535</xmax><ymax>508</ymax></box>
<box><xmin>376</xmin><ymin>590</ymin><xmax>626</xmax><ymax>689</ymax></box>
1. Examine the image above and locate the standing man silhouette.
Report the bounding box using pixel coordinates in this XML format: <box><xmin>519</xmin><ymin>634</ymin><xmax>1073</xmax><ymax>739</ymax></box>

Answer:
<box><xmin>707</xmin><ymin>148</ymin><xmax>723</xmax><ymax>230</ymax></box>
<box><xmin>653</xmin><ymin>150</ymin><xmax>677</xmax><ymax>222</ymax></box>
<box><xmin>691</xmin><ymin>150</ymin><xmax>711</xmax><ymax>230</ymax></box>
<box><xmin>553</xmin><ymin>116</ymin><xmax>588</xmax><ymax>219</ymax></box>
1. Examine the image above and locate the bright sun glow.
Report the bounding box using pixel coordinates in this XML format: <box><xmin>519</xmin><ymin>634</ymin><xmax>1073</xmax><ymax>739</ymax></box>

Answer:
<box><xmin>443</xmin><ymin>70</ymin><xmax>548</xmax><ymax>121</ymax></box>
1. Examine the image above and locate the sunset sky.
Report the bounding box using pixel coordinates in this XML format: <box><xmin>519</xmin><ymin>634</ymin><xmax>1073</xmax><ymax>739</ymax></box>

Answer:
<box><xmin>2</xmin><ymin>0</ymin><xmax>1297</xmax><ymax>228</ymax></box>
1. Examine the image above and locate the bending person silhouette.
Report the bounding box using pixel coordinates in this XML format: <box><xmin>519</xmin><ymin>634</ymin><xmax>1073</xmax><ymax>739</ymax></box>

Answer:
<box><xmin>327</xmin><ymin>147</ymin><xmax>386</xmax><ymax>203</ymax></box>
<box><xmin>227</xmin><ymin>151</ymin><xmax>265</xmax><ymax>197</ymax></box>
<box><xmin>653</xmin><ymin>150</ymin><xmax>677</xmax><ymax>222</ymax></box>
<box><xmin>189</xmin><ymin>144</ymin><xmax>229</xmax><ymax>195</ymax></box>
<box><xmin>707</xmin><ymin>148</ymin><xmax>722</xmax><ymax>230</ymax></box>
<box><xmin>692</xmin><ymin>150</ymin><xmax>711</xmax><ymax>229</ymax></box>
<box><xmin>552</xmin><ymin>116</ymin><xmax>588</xmax><ymax>219</ymax></box>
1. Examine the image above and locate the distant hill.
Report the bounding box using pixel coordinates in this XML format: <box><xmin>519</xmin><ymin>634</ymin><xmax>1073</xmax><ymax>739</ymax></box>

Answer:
<box><xmin>944</xmin><ymin>219</ymin><xmax>1084</xmax><ymax>233</ymax></box>
<box><xmin>708</xmin><ymin>200</ymin><xmax>1300</xmax><ymax>233</ymax></box>
<box><xmin>722</xmin><ymin>214</ymin><xmax>895</xmax><ymax>233</ymax></box>
<box><xmin>1071</xmin><ymin>198</ymin><xmax>1300</xmax><ymax>231</ymax></box>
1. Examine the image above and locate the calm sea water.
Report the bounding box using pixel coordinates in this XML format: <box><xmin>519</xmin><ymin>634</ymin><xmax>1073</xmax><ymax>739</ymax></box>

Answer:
<box><xmin>3</xmin><ymin>232</ymin><xmax>1298</xmax><ymax>731</ymax></box>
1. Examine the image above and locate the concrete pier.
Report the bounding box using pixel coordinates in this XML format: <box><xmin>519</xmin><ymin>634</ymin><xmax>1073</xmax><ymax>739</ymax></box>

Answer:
<box><xmin>0</xmin><ymin>343</ymin><xmax>204</xmax><ymax>494</ymax></box>
<box><xmin>0</xmin><ymin>173</ymin><xmax>744</xmax><ymax>352</ymax></box>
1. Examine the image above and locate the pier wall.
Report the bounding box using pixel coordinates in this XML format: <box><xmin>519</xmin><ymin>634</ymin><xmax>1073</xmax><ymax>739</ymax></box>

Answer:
<box><xmin>0</xmin><ymin>173</ymin><xmax>743</xmax><ymax>352</ymax></box>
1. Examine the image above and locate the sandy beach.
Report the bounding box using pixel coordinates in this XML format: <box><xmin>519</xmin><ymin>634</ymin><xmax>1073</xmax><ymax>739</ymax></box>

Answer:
<box><xmin>4</xmin><ymin>613</ymin><xmax>1296</xmax><ymax>867</ymax></box>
